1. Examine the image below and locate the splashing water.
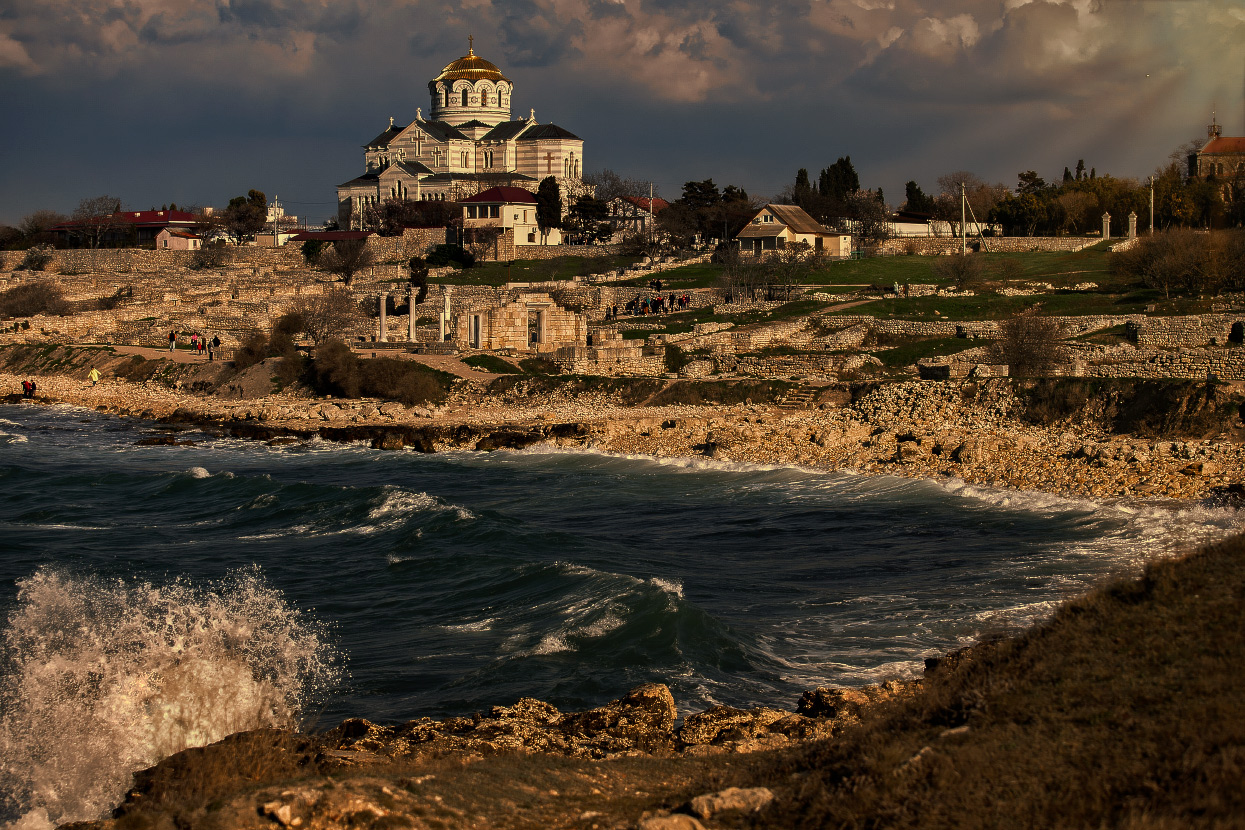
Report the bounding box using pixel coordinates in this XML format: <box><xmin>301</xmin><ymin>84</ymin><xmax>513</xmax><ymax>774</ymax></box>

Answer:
<box><xmin>0</xmin><ymin>566</ymin><xmax>342</xmax><ymax>827</ymax></box>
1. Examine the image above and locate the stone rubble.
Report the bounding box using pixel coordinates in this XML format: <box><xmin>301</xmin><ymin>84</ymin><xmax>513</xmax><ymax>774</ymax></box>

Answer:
<box><xmin>4</xmin><ymin>368</ymin><xmax>1242</xmax><ymax>502</ymax></box>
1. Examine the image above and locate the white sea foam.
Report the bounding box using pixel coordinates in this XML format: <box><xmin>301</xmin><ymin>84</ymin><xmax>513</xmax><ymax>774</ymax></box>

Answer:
<box><xmin>0</xmin><ymin>566</ymin><xmax>341</xmax><ymax>827</ymax></box>
<box><xmin>365</xmin><ymin>488</ymin><xmax>475</xmax><ymax>529</ymax></box>
<box><xmin>442</xmin><ymin>617</ymin><xmax>494</xmax><ymax>633</ymax></box>
<box><xmin>187</xmin><ymin>466</ymin><xmax>211</xmax><ymax>479</ymax></box>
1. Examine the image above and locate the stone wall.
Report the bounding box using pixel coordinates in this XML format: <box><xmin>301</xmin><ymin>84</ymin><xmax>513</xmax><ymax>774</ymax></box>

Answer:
<box><xmin>1077</xmin><ymin>346</ymin><xmax>1245</xmax><ymax>381</ymax></box>
<box><xmin>875</xmin><ymin>237</ymin><xmax>1100</xmax><ymax>256</ymax></box>
<box><xmin>553</xmin><ymin>330</ymin><xmax>665</xmax><ymax>375</ymax></box>
<box><xmin>1130</xmin><ymin>315</ymin><xmax>1243</xmax><ymax>348</ymax></box>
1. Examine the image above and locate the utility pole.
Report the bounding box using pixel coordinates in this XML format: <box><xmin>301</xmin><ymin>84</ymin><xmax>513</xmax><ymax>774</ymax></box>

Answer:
<box><xmin>960</xmin><ymin>182</ymin><xmax>966</xmax><ymax>255</ymax></box>
<box><xmin>1149</xmin><ymin>176</ymin><xmax>1154</xmax><ymax>235</ymax></box>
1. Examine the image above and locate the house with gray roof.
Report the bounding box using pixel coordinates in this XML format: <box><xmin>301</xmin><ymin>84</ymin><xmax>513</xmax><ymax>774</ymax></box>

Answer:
<box><xmin>735</xmin><ymin>204</ymin><xmax>852</xmax><ymax>257</ymax></box>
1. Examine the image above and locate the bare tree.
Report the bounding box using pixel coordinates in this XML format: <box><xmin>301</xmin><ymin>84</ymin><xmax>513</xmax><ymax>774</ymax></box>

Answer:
<box><xmin>71</xmin><ymin>195</ymin><xmax>124</xmax><ymax>248</ymax></box>
<box><xmin>931</xmin><ymin>254</ymin><xmax>986</xmax><ymax>289</ymax></box>
<box><xmin>993</xmin><ymin>309</ymin><xmax>1066</xmax><ymax>376</ymax></box>
<box><xmin>19</xmin><ymin>210</ymin><xmax>67</xmax><ymax>246</ymax></box>
<box><xmin>318</xmin><ymin>239</ymin><xmax>376</xmax><ymax>286</ymax></box>
<box><xmin>287</xmin><ymin>289</ymin><xmax>360</xmax><ymax>344</ymax></box>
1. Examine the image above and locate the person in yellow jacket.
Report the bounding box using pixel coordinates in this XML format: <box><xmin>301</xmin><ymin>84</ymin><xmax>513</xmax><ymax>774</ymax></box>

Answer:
<box><xmin>88</xmin><ymin>368</ymin><xmax>101</xmax><ymax>386</ymax></box>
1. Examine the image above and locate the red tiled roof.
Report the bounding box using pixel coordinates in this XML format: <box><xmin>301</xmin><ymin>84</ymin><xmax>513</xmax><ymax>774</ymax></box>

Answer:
<box><xmin>53</xmin><ymin>210</ymin><xmax>199</xmax><ymax>230</ymax></box>
<box><xmin>290</xmin><ymin>231</ymin><xmax>373</xmax><ymax>241</ymax></box>
<box><xmin>1202</xmin><ymin>136</ymin><xmax>1245</xmax><ymax>154</ymax></box>
<box><xmin>621</xmin><ymin>196</ymin><xmax>670</xmax><ymax>213</ymax></box>
<box><xmin>461</xmin><ymin>186</ymin><xmax>537</xmax><ymax>204</ymax></box>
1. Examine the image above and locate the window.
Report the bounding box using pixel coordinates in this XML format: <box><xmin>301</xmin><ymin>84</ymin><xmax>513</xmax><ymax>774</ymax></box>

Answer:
<box><xmin>490</xmin><ymin>205</ymin><xmax>500</xmax><ymax>218</ymax></box>
<box><xmin>460</xmin><ymin>152</ymin><xmax>468</xmax><ymax>168</ymax></box>
<box><xmin>528</xmin><ymin>232</ymin><xmax>536</xmax><ymax>243</ymax></box>
<box><xmin>481</xmin><ymin>91</ymin><xmax>489</xmax><ymax>106</ymax></box>
<box><xmin>461</xmin><ymin>90</ymin><xmax>468</xmax><ymax>106</ymax></box>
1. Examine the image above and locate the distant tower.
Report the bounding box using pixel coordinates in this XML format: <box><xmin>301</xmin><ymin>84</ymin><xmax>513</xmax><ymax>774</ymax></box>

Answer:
<box><xmin>1209</xmin><ymin>110</ymin><xmax>1221</xmax><ymax>140</ymax></box>
<box><xmin>427</xmin><ymin>37</ymin><xmax>513</xmax><ymax>128</ymax></box>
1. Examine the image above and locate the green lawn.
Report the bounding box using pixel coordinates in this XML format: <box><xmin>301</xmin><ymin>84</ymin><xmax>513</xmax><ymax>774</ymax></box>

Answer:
<box><xmin>624</xmin><ymin>262</ymin><xmax>721</xmax><ymax>288</ymax></box>
<box><xmin>836</xmin><ymin>288</ymin><xmax>1211</xmax><ymax>321</ymax></box>
<box><xmin>436</xmin><ymin>254</ymin><xmax>641</xmax><ymax>286</ymax></box>
<box><xmin>873</xmin><ymin>336</ymin><xmax>984</xmax><ymax>369</ymax></box>
<box><xmin>618</xmin><ymin>298</ymin><xmax>832</xmax><ymax>339</ymax></box>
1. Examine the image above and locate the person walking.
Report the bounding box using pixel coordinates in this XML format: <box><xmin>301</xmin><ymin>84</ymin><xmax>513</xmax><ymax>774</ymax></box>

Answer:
<box><xmin>88</xmin><ymin>368</ymin><xmax>101</xmax><ymax>387</ymax></box>
<box><xmin>168</xmin><ymin>330</ymin><xmax>177</xmax><ymax>351</ymax></box>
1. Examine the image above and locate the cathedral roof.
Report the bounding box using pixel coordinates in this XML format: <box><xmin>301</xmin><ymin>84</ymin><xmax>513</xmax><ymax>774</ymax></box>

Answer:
<box><xmin>418</xmin><ymin>120</ymin><xmax>469</xmax><ymax>142</ymax></box>
<box><xmin>481</xmin><ymin>121</ymin><xmax>532</xmax><ymax>142</ymax></box>
<box><xmin>1201</xmin><ymin>136</ymin><xmax>1245</xmax><ymax>154</ymax></box>
<box><xmin>516</xmin><ymin>123</ymin><xmax>581</xmax><ymax>141</ymax></box>
<box><xmin>364</xmin><ymin>124</ymin><xmax>405</xmax><ymax>149</ymax></box>
<box><xmin>338</xmin><ymin>171</ymin><xmax>382</xmax><ymax>188</ymax></box>
<box><xmin>434</xmin><ymin>48</ymin><xmax>511</xmax><ymax>84</ymax></box>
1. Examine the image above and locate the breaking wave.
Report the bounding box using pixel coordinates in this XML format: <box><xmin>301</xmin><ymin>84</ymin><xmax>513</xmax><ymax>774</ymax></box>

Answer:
<box><xmin>0</xmin><ymin>566</ymin><xmax>341</xmax><ymax>828</ymax></box>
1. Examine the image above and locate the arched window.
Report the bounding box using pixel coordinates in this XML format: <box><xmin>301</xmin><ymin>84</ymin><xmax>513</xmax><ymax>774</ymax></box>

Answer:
<box><xmin>461</xmin><ymin>90</ymin><xmax>468</xmax><ymax>106</ymax></box>
<box><xmin>481</xmin><ymin>90</ymin><xmax>489</xmax><ymax>107</ymax></box>
<box><xmin>461</xmin><ymin>152</ymin><xmax>468</xmax><ymax>168</ymax></box>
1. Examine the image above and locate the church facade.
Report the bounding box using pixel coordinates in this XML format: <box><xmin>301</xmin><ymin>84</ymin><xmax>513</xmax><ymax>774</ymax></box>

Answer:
<box><xmin>337</xmin><ymin>43</ymin><xmax>586</xmax><ymax>228</ymax></box>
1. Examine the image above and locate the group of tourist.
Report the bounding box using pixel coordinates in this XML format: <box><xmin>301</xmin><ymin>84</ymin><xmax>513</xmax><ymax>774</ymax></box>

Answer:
<box><xmin>614</xmin><ymin>293</ymin><xmax>693</xmax><ymax>318</ymax></box>
<box><xmin>167</xmin><ymin>330</ymin><xmax>221</xmax><ymax>361</ymax></box>
<box><xmin>19</xmin><ymin>379</ymin><xmax>37</xmax><ymax>398</ymax></box>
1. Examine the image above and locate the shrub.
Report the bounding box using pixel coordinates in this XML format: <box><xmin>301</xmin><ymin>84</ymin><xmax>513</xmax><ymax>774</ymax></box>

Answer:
<box><xmin>230</xmin><ymin>333</ymin><xmax>271</xmax><ymax>374</ymax></box>
<box><xmin>17</xmin><ymin>245</ymin><xmax>53</xmax><ymax>272</ymax></box>
<box><xmin>0</xmin><ymin>280</ymin><xmax>69</xmax><ymax>318</ymax></box>
<box><xmin>301</xmin><ymin>239</ymin><xmax>325</xmax><ymax>265</ymax></box>
<box><xmin>1111</xmin><ymin>229</ymin><xmax>1245</xmax><ymax>298</ymax></box>
<box><xmin>518</xmin><ymin>357</ymin><xmax>561</xmax><ymax>376</ymax></box>
<box><xmin>358</xmin><ymin>358</ymin><xmax>447</xmax><ymax>406</ymax></box>
<box><xmin>931</xmin><ymin>253</ymin><xmax>985</xmax><ymax>288</ymax></box>
<box><xmin>664</xmin><ymin>344</ymin><xmax>689</xmax><ymax>374</ymax></box>
<box><xmin>312</xmin><ymin>340</ymin><xmax>360</xmax><ymax>398</ymax></box>
<box><xmin>190</xmin><ymin>241</ymin><xmax>230</xmax><ymax>270</ymax></box>
<box><xmin>426</xmin><ymin>244</ymin><xmax>475</xmax><ymax>269</ymax></box>
<box><xmin>992</xmin><ymin>310</ymin><xmax>1066</xmax><ymax>376</ymax></box>
<box><xmin>463</xmin><ymin>354</ymin><xmax>520</xmax><ymax>374</ymax></box>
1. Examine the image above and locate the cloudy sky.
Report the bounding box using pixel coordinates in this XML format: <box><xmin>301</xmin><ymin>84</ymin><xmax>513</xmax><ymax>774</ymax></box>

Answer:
<box><xmin>1</xmin><ymin>0</ymin><xmax>1242</xmax><ymax>226</ymax></box>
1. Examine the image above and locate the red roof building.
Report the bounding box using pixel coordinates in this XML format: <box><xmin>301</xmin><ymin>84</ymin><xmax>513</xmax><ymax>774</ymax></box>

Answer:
<box><xmin>54</xmin><ymin>209</ymin><xmax>200</xmax><ymax>247</ymax></box>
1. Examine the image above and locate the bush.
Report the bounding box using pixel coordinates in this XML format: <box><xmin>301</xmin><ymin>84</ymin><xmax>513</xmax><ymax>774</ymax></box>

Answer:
<box><xmin>17</xmin><ymin>245</ymin><xmax>53</xmax><ymax>272</ymax></box>
<box><xmin>309</xmin><ymin>341</ymin><xmax>449</xmax><ymax>405</ymax></box>
<box><xmin>518</xmin><ymin>357</ymin><xmax>561</xmax><ymax>376</ymax></box>
<box><xmin>312</xmin><ymin>340</ymin><xmax>360</xmax><ymax>397</ymax></box>
<box><xmin>190</xmin><ymin>242</ymin><xmax>230</xmax><ymax>270</ymax></box>
<box><xmin>463</xmin><ymin>354</ymin><xmax>521</xmax><ymax>374</ymax></box>
<box><xmin>301</xmin><ymin>239</ymin><xmax>325</xmax><ymax>265</ymax></box>
<box><xmin>931</xmin><ymin>253</ymin><xmax>985</xmax><ymax>288</ymax></box>
<box><xmin>426</xmin><ymin>244</ymin><xmax>475</xmax><ymax>269</ymax></box>
<box><xmin>992</xmin><ymin>310</ymin><xmax>1066</xmax><ymax>376</ymax></box>
<box><xmin>664</xmin><ymin>344</ymin><xmax>689</xmax><ymax>373</ymax></box>
<box><xmin>0</xmin><ymin>281</ymin><xmax>69</xmax><ymax>318</ymax></box>
<box><xmin>1111</xmin><ymin>229</ymin><xmax>1245</xmax><ymax>298</ymax></box>
<box><xmin>358</xmin><ymin>358</ymin><xmax>447</xmax><ymax>406</ymax></box>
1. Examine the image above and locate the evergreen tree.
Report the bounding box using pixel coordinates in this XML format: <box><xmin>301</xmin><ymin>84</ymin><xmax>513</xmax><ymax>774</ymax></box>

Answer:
<box><xmin>793</xmin><ymin>169</ymin><xmax>813</xmax><ymax>208</ymax></box>
<box><xmin>902</xmin><ymin>181</ymin><xmax>936</xmax><ymax>214</ymax></box>
<box><xmin>536</xmin><ymin>176</ymin><xmax>562</xmax><ymax>243</ymax></box>
<box><xmin>1075</xmin><ymin>160</ymin><xmax>1086</xmax><ymax>180</ymax></box>
<box><xmin>1063</xmin><ymin>167</ymin><xmax>1074</xmax><ymax>183</ymax></box>
<box><xmin>818</xmin><ymin>157</ymin><xmax>859</xmax><ymax>202</ymax></box>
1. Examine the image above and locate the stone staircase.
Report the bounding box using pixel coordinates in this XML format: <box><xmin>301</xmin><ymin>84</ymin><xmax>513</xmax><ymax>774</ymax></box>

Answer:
<box><xmin>776</xmin><ymin>385</ymin><xmax>817</xmax><ymax>409</ymax></box>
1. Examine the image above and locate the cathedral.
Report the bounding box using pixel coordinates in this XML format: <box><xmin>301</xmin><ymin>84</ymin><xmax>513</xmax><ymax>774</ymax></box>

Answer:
<box><xmin>337</xmin><ymin>41</ymin><xmax>586</xmax><ymax>227</ymax></box>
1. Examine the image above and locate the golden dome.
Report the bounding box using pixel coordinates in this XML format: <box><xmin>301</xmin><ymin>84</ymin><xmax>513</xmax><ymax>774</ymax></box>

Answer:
<box><xmin>434</xmin><ymin>47</ymin><xmax>509</xmax><ymax>84</ymax></box>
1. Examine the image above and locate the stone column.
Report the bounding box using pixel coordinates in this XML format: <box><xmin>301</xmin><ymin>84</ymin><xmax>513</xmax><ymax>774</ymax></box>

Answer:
<box><xmin>408</xmin><ymin>284</ymin><xmax>416</xmax><ymax>342</ymax></box>
<box><xmin>1102</xmin><ymin>213</ymin><xmax>1111</xmax><ymax>241</ymax></box>
<box><xmin>440</xmin><ymin>285</ymin><xmax>453</xmax><ymax>342</ymax></box>
<box><xmin>378</xmin><ymin>293</ymin><xmax>387</xmax><ymax>342</ymax></box>
<box><xmin>1128</xmin><ymin>212</ymin><xmax>1137</xmax><ymax>239</ymax></box>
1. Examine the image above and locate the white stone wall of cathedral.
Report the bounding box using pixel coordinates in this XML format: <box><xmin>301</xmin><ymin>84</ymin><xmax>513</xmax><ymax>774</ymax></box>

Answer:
<box><xmin>430</xmin><ymin>79</ymin><xmax>511</xmax><ymax>128</ymax></box>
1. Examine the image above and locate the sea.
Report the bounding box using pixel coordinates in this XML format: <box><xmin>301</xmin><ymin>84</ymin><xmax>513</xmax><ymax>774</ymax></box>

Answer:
<box><xmin>0</xmin><ymin>402</ymin><xmax>1240</xmax><ymax>827</ymax></box>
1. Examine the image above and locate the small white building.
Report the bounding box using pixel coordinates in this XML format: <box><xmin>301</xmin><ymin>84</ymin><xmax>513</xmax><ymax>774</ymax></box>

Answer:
<box><xmin>461</xmin><ymin>185</ymin><xmax>561</xmax><ymax>246</ymax></box>
<box><xmin>735</xmin><ymin>204</ymin><xmax>851</xmax><ymax>257</ymax></box>
<box><xmin>156</xmin><ymin>228</ymin><xmax>201</xmax><ymax>250</ymax></box>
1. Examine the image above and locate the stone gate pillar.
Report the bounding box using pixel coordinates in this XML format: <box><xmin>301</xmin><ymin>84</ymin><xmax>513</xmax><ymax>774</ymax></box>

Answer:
<box><xmin>1128</xmin><ymin>212</ymin><xmax>1137</xmax><ymax>239</ymax></box>
<box><xmin>1102</xmin><ymin>213</ymin><xmax>1111</xmax><ymax>241</ymax></box>
<box><xmin>378</xmin><ymin>293</ymin><xmax>388</xmax><ymax>342</ymax></box>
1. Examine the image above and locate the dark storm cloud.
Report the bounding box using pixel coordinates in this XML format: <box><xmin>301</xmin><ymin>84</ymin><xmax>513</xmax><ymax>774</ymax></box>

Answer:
<box><xmin>0</xmin><ymin>0</ymin><xmax>1242</xmax><ymax>225</ymax></box>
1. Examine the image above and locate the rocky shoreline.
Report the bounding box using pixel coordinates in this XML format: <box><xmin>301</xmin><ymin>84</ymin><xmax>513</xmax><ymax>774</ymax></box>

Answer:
<box><xmin>4</xmin><ymin>367</ymin><xmax>1243</xmax><ymax>503</ymax></box>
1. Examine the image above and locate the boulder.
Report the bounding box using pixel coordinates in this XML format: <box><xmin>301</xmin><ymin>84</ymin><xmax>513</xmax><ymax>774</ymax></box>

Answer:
<box><xmin>685</xmin><ymin>787</ymin><xmax>775</xmax><ymax>820</ymax></box>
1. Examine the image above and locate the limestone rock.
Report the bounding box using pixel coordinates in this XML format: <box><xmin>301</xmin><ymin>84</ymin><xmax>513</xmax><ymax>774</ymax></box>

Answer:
<box><xmin>685</xmin><ymin>786</ymin><xmax>775</xmax><ymax>820</ymax></box>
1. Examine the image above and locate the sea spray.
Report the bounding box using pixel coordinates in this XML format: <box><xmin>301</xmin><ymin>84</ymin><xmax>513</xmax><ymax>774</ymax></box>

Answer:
<box><xmin>0</xmin><ymin>566</ymin><xmax>342</xmax><ymax>828</ymax></box>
